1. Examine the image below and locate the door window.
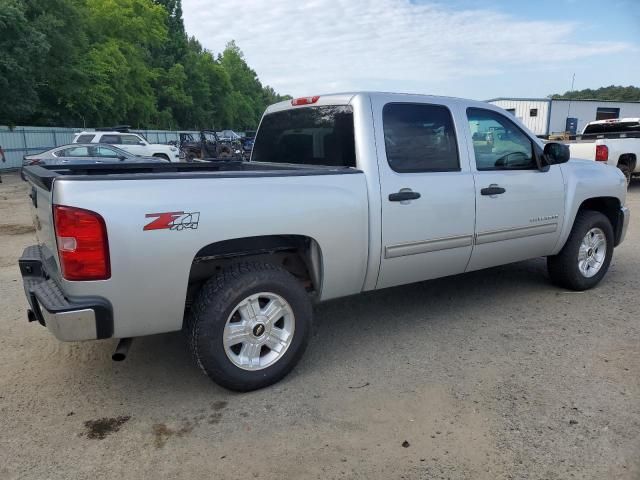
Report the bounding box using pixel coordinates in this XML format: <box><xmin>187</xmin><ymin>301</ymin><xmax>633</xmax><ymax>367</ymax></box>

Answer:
<box><xmin>382</xmin><ymin>103</ymin><xmax>459</xmax><ymax>173</ymax></box>
<box><xmin>101</xmin><ymin>135</ymin><xmax>121</xmax><ymax>144</ymax></box>
<box><xmin>467</xmin><ymin>108</ymin><xmax>536</xmax><ymax>170</ymax></box>
<box><xmin>95</xmin><ymin>146</ymin><xmax>121</xmax><ymax>158</ymax></box>
<box><xmin>61</xmin><ymin>146</ymin><xmax>90</xmax><ymax>157</ymax></box>
<box><xmin>121</xmin><ymin>135</ymin><xmax>143</xmax><ymax>145</ymax></box>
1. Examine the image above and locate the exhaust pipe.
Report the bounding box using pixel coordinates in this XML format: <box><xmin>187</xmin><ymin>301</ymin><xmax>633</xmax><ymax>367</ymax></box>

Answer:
<box><xmin>112</xmin><ymin>338</ymin><xmax>133</xmax><ymax>362</ymax></box>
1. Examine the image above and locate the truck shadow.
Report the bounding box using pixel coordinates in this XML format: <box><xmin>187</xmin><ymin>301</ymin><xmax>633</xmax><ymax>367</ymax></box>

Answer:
<box><xmin>53</xmin><ymin>256</ymin><xmax>554</xmax><ymax>397</ymax></box>
<box><xmin>85</xmin><ymin>255</ymin><xmax>557</xmax><ymax>390</ymax></box>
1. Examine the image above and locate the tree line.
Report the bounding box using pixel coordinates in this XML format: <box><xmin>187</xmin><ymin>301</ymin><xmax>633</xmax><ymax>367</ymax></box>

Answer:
<box><xmin>0</xmin><ymin>0</ymin><xmax>290</xmax><ymax>130</ymax></box>
<box><xmin>551</xmin><ymin>85</ymin><xmax>640</xmax><ymax>102</ymax></box>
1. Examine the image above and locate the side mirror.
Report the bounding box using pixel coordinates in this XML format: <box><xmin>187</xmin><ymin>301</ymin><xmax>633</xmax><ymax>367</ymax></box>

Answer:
<box><xmin>118</xmin><ymin>155</ymin><xmax>126</xmax><ymax>161</ymax></box>
<box><xmin>543</xmin><ymin>142</ymin><xmax>570</xmax><ymax>165</ymax></box>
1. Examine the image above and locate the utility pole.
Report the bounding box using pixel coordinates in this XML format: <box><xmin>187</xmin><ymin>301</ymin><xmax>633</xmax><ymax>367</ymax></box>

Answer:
<box><xmin>567</xmin><ymin>73</ymin><xmax>575</xmax><ymax>120</ymax></box>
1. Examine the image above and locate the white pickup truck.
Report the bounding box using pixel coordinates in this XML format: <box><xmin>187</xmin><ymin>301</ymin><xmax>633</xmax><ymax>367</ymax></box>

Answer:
<box><xmin>20</xmin><ymin>92</ymin><xmax>629</xmax><ymax>391</ymax></box>
<box><xmin>565</xmin><ymin>118</ymin><xmax>640</xmax><ymax>185</ymax></box>
<box><xmin>73</xmin><ymin>130</ymin><xmax>181</xmax><ymax>162</ymax></box>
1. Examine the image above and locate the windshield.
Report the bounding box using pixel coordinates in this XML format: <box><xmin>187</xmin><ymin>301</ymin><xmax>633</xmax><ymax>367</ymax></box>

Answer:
<box><xmin>252</xmin><ymin>105</ymin><xmax>356</xmax><ymax>167</ymax></box>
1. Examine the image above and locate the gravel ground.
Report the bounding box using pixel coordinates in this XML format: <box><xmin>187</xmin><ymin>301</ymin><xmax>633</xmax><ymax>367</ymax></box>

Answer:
<box><xmin>0</xmin><ymin>171</ymin><xmax>638</xmax><ymax>480</ymax></box>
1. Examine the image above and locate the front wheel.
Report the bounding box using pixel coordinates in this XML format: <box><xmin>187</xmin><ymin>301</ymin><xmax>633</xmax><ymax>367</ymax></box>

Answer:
<box><xmin>547</xmin><ymin>210</ymin><xmax>614</xmax><ymax>291</ymax></box>
<box><xmin>187</xmin><ymin>262</ymin><xmax>312</xmax><ymax>391</ymax></box>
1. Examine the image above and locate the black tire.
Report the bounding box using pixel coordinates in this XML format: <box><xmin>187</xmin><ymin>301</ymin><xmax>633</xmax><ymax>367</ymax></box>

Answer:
<box><xmin>618</xmin><ymin>164</ymin><xmax>631</xmax><ymax>187</ymax></box>
<box><xmin>547</xmin><ymin>210</ymin><xmax>614</xmax><ymax>291</ymax></box>
<box><xmin>216</xmin><ymin>145</ymin><xmax>233</xmax><ymax>158</ymax></box>
<box><xmin>187</xmin><ymin>262</ymin><xmax>312</xmax><ymax>391</ymax></box>
<box><xmin>153</xmin><ymin>153</ymin><xmax>170</xmax><ymax>162</ymax></box>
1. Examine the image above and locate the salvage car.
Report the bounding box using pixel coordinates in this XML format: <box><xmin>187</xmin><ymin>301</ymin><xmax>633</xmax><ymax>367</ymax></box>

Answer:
<box><xmin>20</xmin><ymin>92</ymin><xmax>629</xmax><ymax>391</ymax></box>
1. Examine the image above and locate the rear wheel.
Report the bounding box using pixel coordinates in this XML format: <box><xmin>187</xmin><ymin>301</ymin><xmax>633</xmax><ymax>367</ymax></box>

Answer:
<box><xmin>187</xmin><ymin>262</ymin><xmax>312</xmax><ymax>391</ymax></box>
<box><xmin>547</xmin><ymin>210</ymin><xmax>614</xmax><ymax>291</ymax></box>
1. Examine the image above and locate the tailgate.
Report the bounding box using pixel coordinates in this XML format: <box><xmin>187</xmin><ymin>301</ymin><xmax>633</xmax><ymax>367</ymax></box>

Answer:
<box><xmin>24</xmin><ymin>172</ymin><xmax>60</xmax><ymax>273</ymax></box>
<box><xmin>568</xmin><ymin>142</ymin><xmax>596</xmax><ymax>160</ymax></box>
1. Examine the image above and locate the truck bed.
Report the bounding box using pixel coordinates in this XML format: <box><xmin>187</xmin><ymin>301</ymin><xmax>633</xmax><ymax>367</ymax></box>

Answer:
<box><xmin>23</xmin><ymin>161</ymin><xmax>361</xmax><ymax>191</ymax></box>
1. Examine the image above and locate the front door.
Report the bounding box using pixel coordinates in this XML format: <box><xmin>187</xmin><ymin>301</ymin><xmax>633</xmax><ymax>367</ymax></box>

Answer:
<box><xmin>464</xmin><ymin>107</ymin><xmax>565</xmax><ymax>271</ymax></box>
<box><xmin>374</xmin><ymin>100</ymin><xmax>476</xmax><ymax>289</ymax></box>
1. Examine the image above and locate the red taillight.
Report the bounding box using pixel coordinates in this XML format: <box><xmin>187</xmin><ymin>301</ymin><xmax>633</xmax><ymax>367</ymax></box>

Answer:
<box><xmin>53</xmin><ymin>205</ymin><xmax>110</xmax><ymax>281</ymax></box>
<box><xmin>595</xmin><ymin>145</ymin><xmax>609</xmax><ymax>162</ymax></box>
<box><xmin>291</xmin><ymin>95</ymin><xmax>320</xmax><ymax>106</ymax></box>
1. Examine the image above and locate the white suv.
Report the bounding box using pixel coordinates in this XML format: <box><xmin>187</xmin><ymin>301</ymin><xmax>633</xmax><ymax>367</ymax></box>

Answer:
<box><xmin>73</xmin><ymin>131</ymin><xmax>180</xmax><ymax>162</ymax></box>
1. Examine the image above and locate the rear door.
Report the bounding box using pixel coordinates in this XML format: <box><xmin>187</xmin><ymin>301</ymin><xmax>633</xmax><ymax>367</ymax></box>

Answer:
<box><xmin>373</xmin><ymin>98</ymin><xmax>476</xmax><ymax>289</ymax></box>
<box><xmin>464</xmin><ymin>107</ymin><xmax>565</xmax><ymax>271</ymax></box>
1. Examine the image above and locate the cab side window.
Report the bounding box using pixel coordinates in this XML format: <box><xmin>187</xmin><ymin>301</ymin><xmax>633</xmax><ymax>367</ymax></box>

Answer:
<box><xmin>467</xmin><ymin>108</ymin><xmax>536</xmax><ymax>170</ymax></box>
<box><xmin>383</xmin><ymin>103</ymin><xmax>460</xmax><ymax>173</ymax></box>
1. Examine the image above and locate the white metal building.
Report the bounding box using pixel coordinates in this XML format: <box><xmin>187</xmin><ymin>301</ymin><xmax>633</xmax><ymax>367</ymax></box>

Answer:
<box><xmin>486</xmin><ymin>98</ymin><xmax>640</xmax><ymax>136</ymax></box>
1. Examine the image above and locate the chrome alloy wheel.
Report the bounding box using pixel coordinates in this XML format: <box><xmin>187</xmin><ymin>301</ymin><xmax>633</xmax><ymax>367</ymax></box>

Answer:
<box><xmin>578</xmin><ymin>227</ymin><xmax>607</xmax><ymax>278</ymax></box>
<box><xmin>223</xmin><ymin>292</ymin><xmax>295</xmax><ymax>371</ymax></box>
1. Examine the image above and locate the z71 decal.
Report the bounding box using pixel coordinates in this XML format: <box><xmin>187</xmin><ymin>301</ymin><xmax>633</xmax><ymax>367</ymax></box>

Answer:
<box><xmin>144</xmin><ymin>211</ymin><xmax>200</xmax><ymax>231</ymax></box>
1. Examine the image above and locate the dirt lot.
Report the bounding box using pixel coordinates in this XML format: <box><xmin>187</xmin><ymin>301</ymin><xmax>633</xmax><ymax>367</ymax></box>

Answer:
<box><xmin>0</xmin><ymin>171</ymin><xmax>638</xmax><ymax>480</ymax></box>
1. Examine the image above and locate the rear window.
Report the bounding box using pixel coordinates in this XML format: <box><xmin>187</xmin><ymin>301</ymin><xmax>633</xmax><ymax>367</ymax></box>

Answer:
<box><xmin>583</xmin><ymin>121</ymin><xmax>640</xmax><ymax>136</ymax></box>
<box><xmin>252</xmin><ymin>106</ymin><xmax>356</xmax><ymax>167</ymax></box>
<box><xmin>76</xmin><ymin>134</ymin><xmax>95</xmax><ymax>143</ymax></box>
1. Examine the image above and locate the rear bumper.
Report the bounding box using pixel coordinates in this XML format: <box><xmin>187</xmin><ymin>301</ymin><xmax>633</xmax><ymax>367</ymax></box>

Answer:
<box><xmin>19</xmin><ymin>245</ymin><xmax>113</xmax><ymax>341</ymax></box>
<box><xmin>616</xmin><ymin>206</ymin><xmax>630</xmax><ymax>246</ymax></box>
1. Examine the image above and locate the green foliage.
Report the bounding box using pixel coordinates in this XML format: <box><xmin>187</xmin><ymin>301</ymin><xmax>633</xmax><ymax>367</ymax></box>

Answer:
<box><xmin>0</xmin><ymin>0</ymin><xmax>48</xmax><ymax>124</ymax></box>
<box><xmin>551</xmin><ymin>85</ymin><xmax>640</xmax><ymax>102</ymax></box>
<box><xmin>0</xmin><ymin>0</ymin><xmax>288</xmax><ymax>129</ymax></box>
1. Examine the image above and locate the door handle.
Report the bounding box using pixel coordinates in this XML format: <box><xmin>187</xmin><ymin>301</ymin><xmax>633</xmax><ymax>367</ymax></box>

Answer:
<box><xmin>389</xmin><ymin>190</ymin><xmax>421</xmax><ymax>202</ymax></box>
<box><xmin>480</xmin><ymin>185</ymin><xmax>506</xmax><ymax>196</ymax></box>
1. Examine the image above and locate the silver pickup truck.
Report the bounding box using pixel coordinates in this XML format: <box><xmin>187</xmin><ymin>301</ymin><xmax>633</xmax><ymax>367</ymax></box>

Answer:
<box><xmin>20</xmin><ymin>92</ymin><xmax>630</xmax><ymax>391</ymax></box>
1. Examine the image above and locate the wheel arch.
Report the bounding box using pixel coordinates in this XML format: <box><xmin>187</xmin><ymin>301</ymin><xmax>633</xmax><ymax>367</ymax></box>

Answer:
<box><xmin>576</xmin><ymin>196</ymin><xmax>624</xmax><ymax>246</ymax></box>
<box><xmin>618</xmin><ymin>153</ymin><xmax>637</xmax><ymax>171</ymax></box>
<box><xmin>184</xmin><ymin>235</ymin><xmax>324</xmax><ymax>313</ymax></box>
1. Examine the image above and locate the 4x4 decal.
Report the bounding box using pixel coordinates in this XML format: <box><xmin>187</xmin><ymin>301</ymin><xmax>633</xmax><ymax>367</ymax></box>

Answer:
<box><xmin>144</xmin><ymin>211</ymin><xmax>200</xmax><ymax>231</ymax></box>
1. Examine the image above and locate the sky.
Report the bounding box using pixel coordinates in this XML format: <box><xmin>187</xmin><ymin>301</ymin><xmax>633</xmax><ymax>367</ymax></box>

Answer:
<box><xmin>182</xmin><ymin>0</ymin><xmax>639</xmax><ymax>100</ymax></box>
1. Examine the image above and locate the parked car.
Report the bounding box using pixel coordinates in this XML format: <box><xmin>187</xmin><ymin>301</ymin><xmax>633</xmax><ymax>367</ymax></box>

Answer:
<box><xmin>72</xmin><ymin>129</ymin><xmax>180</xmax><ymax>162</ymax></box>
<box><xmin>564</xmin><ymin>118</ymin><xmax>640</xmax><ymax>185</ymax></box>
<box><xmin>20</xmin><ymin>92</ymin><xmax>629</xmax><ymax>392</ymax></box>
<box><xmin>21</xmin><ymin>143</ymin><xmax>168</xmax><ymax>179</ymax></box>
